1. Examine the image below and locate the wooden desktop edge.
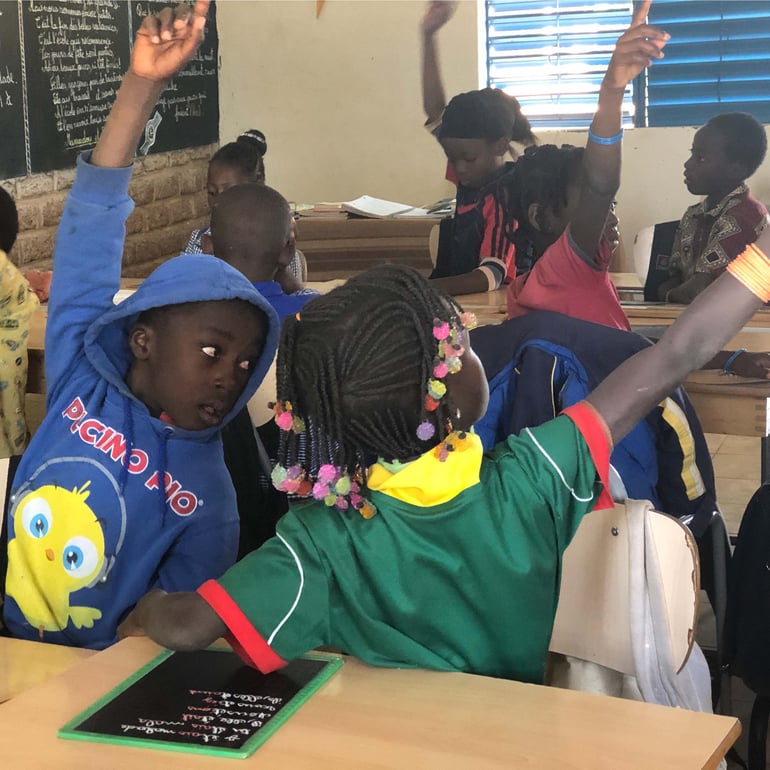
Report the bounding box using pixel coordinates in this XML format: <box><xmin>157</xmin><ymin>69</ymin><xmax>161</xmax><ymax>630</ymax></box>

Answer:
<box><xmin>0</xmin><ymin>636</ymin><xmax>741</xmax><ymax>770</ymax></box>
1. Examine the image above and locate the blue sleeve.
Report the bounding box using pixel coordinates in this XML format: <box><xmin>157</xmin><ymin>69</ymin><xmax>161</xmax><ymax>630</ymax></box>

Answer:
<box><xmin>156</xmin><ymin>511</ymin><xmax>239</xmax><ymax>592</ymax></box>
<box><xmin>46</xmin><ymin>154</ymin><xmax>134</xmax><ymax>402</ymax></box>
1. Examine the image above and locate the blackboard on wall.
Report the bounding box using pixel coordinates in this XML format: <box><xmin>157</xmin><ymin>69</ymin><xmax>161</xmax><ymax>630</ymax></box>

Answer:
<box><xmin>0</xmin><ymin>0</ymin><xmax>219</xmax><ymax>178</ymax></box>
<box><xmin>59</xmin><ymin>648</ymin><xmax>343</xmax><ymax>759</ymax></box>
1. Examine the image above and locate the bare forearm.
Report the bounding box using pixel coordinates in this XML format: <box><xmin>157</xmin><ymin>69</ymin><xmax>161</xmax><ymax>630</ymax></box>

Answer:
<box><xmin>665</xmin><ymin>272</ymin><xmax>717</xmax><ymax>304</ymax></box>
<box><xmin>583</xmin><ymin>84</ymin><xmax>624</xmax><ymax>197</ymax></box>
<box><xmin>588</xmin><ymin>271</ymin><xmax>763</xmax><ymax>443</ymax></box>
<box><xmin>91</xmin><ymin>72</ymin><xmax>166</xmax><ymax>168</ymax></box>
<box><xmin>431</xmin><ymin>269</ymin><xmax>491</xmax><ymax>296</ymax></box>
<box><xmin>122</xmin><ymin>590</ymin><xmax>225</xmax><ymax>650</ymax></box>
<box><xmin>421</xmin><ymin>31</ymin><xmax>446</xmax><ymax>123</ymax></box>
<box><xmin>657</xmin><ymin>275</ymin><xmax>681</xmax><ymax>301</ymax></box>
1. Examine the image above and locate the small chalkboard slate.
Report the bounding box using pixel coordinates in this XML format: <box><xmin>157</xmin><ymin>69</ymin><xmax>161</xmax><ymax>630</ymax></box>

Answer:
<box><xmin>58</xmin><ymin>648</ymin><xmax>343</xmax><ymax>759</ymax></box>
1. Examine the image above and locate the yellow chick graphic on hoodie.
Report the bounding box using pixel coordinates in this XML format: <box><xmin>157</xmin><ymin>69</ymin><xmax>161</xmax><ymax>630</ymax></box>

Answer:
<box><xmin>6</xmin><ymin>482</ymin><xmax>105</xmax><ymax>635</ymax></box>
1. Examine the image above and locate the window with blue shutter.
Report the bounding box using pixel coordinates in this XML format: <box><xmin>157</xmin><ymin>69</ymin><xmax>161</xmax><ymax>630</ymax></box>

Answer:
<box><xmin>644</xmin><ymin>1</ymin><xmax>770</xmax><ymax>127</ymax></box>
<box><xmin>485</xmin><ymin>0</ymin><xmax>770</xmax><ymax>129</ymax></box>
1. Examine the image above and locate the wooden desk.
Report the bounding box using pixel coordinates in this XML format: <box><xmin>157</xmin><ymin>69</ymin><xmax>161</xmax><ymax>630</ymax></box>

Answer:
<box><xmin>0</xmin><ymin>636</ymin><xmax>739</xmax><ymax>768</ymax></box>
<box><xmin>624</xmin><ymin>302</ymin><xmax>770</xmax><ymax>329</ymax></box>
<box><xmin>455</xmin><ymin>288</ymin><xmax>507</xmax><ymax>326</ymax></box>
<box><xmin>296</xmin><ymin>216</ymin><xmax>439</xmax><ymax>280</ymax></box>
<box><xmin>0</xmin><ymin>637</ymin><xmax>94</xmax><ymax>704</ymax></box>
<box><xmin>610</xmin><ymin>272</ymin><xmax>644</xmax><ymax>301</ymax></box>
<box><xmin>610</xmin><ymin>272</ymin><xmax>643</xmax><ymax>290</ymax></box>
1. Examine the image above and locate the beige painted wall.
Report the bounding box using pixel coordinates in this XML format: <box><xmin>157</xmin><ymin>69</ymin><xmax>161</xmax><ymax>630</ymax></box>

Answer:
<box><xmin>218</xmin><ymin>0</ymin><xmax>770</xmax><ymax>270</ymax></box>
<box><xmin>218</xmin><ymin>0</ymin><xmax>475</xmax><ymax>208</ymax></box>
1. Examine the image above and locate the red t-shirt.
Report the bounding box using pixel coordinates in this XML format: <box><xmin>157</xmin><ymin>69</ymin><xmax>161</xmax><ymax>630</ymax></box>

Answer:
<box><xmin>506</xmin><ymin>229</ymin><xmax>631</xmax><ymax>331</ymax></box>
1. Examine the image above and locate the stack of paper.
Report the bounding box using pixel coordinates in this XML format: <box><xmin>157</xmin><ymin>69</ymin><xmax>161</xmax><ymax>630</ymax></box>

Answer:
<box><xmin>341</xmin><ymin>195</ymin><xmax>432</xmax><ymax>219</ymax></box>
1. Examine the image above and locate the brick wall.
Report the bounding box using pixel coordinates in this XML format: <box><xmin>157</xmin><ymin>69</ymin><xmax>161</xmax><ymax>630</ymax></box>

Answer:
<box><xmin>2</xmin><ymin>143</ymin><xmax>216</xmax><ymax>278</ymax></box>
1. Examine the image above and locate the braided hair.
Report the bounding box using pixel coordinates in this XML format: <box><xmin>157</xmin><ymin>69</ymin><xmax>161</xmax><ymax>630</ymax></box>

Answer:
<box><xmin>439</xmin><ymin>88</ymin><xmax>536</xmax><ymax>152</ymax></box>
<box><xmin>210</xmin><ymin>129</ymin><xmax>267</xmax><ymax>183</ymax></box>
<box><xmin>500</xmin><ymin>144</ymin><xmax>584</xmax><ymax>266</ymax></box>
<box><xmin>275</xmin><ymin>266</ymin><xmax>464</xmax><ymax>481</ymax></box>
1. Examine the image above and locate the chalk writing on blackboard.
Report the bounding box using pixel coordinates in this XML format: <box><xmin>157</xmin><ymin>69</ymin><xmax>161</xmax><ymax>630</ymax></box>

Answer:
<box><xmin>58</xmin><ymin>648</ymin><xmax>343</xmax><ymax>759</ymax></box>
<box><xmin>0</xmin><ymin>0</ymin><xmax>218</xmax><ymax>177</ymax></box>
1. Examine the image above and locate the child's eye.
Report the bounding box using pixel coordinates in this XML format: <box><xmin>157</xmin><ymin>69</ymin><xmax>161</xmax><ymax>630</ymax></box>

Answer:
<box><xmin>201</xmin><ymin>345</ymin><xmax>218</xmax><ymax>358</ymax></box>
<box><xmin>238</xmin><ymin>359</ymin><xmax>252</xmax><ymax>371</ymax></box>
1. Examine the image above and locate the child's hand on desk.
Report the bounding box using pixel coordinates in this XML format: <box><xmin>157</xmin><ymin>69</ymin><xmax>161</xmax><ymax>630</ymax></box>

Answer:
<box><xmin>728</xmin><ymin>351</ymin><xmax>770</xmax><ymax>380</ymax></box>
<box><xmin>131</xmin><ymin>0</ymin><xmax>208</xmax><ymax>83</ymax></box>
<box><xmin>117</xmin><ymin>589</ymin><xmax>166</xmax><ymax>639</ymax></box>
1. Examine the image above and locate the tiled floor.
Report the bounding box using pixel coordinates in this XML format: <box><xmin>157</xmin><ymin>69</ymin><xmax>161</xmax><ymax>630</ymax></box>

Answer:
<box><xmin>706</xmin><ymin>433</ymin><xmax>762</xmax><ymax>537</ymax></box>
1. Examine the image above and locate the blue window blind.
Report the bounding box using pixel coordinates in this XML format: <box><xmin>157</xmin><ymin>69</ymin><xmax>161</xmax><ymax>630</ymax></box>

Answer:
<box><xmin>644</xmin><ymin>1</ymin><xmax>770</xmax><ymax>127</ymax></box>
<box><xmin>486</xmin><ymin>1</ymin><xmax>634</xmax><ymax>129</ymax></box>
<box><xmin>486</xmin><ymin>0</ymin><xmax>770</xmax><ymax>129</ymax></box>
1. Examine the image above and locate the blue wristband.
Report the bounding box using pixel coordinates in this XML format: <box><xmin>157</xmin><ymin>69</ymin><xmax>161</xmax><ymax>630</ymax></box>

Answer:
<box><xmin>721</xmin><ymin>348</ymin><xmax>747</xmax><ymax>375</ymax></box>
<box><xmin>588</xmin><ymin>128</ymin><xmax>624</xmax><ymax>145</ymax></box>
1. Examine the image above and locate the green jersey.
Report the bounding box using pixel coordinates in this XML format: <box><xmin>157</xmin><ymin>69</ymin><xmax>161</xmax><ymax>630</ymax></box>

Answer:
<box><xmin>199</xmin><ymin>406</ymin><xmax>611</xmax><ymax>683</ymax></box>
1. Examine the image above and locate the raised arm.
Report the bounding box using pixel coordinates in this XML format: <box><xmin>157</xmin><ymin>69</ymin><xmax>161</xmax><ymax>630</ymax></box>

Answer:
<box><xmin>92</xmin><ymin>1</ymin><xmax>208</xmax><ymax>169</ymax></box>
<box><xmin>588</xmin><ymin>221</ymin><xmax>770</xmax><ymax>443</ymax></box>
<box><xmin>571</xmin><ymin>1</ymin><xmax>668</xmax><ymax>260</ymax></box>
<box><xmin>420</xmin><ymin>1</ymin><xmax>457</xmax><ymax>125</ymax></box>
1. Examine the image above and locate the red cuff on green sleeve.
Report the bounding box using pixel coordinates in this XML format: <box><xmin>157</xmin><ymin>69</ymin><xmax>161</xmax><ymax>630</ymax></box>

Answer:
<box><xmin>561</xmin><ymin>401</ymin><xmax>614</xmax><ymax>510</ymax></box>
<box><xmin>197</xmin><ymin>579</ymin><xmax>287</xmax><ymax>673</ymax></box>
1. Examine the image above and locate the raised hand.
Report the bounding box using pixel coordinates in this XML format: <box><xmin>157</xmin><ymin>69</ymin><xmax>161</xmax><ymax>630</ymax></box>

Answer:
<box><xmin>131</xmin><ymin>0</ymin><xmax>210</xmax><ymax>83</ymax></box>
<box><xmin>420</xmin><ymin>0</ymin><xmax>458</xmax><ymax>36</ymax></box>
<box><xmin>604</xmin><ymin>0</ymin><xmax>669</xmax><ymax>90</ymax></box>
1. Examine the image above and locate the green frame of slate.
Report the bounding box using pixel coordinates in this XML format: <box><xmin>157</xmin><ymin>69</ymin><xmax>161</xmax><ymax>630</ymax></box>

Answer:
<box><xmin>58</xmin><ymin>647</ymin><xmax>344</xmax><ymax>759</ymax></box>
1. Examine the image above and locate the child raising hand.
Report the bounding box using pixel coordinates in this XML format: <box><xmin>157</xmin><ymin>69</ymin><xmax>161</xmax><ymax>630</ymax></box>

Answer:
<box><xmin>420</xmin><ymin>1</ymin><xmax>536</xmax><ymax>295</ymax></box>
<box><xmin>117</xmin><ymin>3</ymin><xmax>770</xmax><ymax>686</ymax></box>
<box><xmin>505</xmin><ymin>0</ymin><xmax>668</xmax><ymax>329</ymax></box>
<box><xmin>3</xmin><ymin>0</ymin><xmax>280</xmax><ymax>650</ymax></box>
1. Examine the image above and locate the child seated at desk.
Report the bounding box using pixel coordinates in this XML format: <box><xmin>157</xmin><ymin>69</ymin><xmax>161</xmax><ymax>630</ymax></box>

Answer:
<box><xmin>0</xmin><ymin>188</ymin><xmax>39</xmax><ymax>459</ymax></box>
<box><xmin>1</xmin><ymin>0</ymin><xmax>280</xmax><ymax>649</ymax></box>
<box><xmin>185</xmin><ymin>129</ymin><xmax>306</xmax><ymax>290</ymax></box>
<box><xmin>420</xmin><ymin>0</ymin><xmax>535</xmax><ymax>296</ymax></box>
<box><xmin>209</xmin><ymin>182</ymin><xmax>320</xmax><ymax>556</ymax></box>
<box><xmin>498</xmin><ymin>113</ymin><xmax>770</xmax><ymax>377</ymax></box>
<box><xmin>656</xmin><ymin>112</ymin><xmax>768</xmax><ymax>304</ymax></box>
<box><xmin>118</xmin><ymin>3</ymin><xmax>766</xmax><ymax>686</ymax></box>
<box><xmin>210</xmin><ymin>183</ymin><xmax>319</xmax><ymax>319</ymax></box>
<box><xmin>501</xmin><ymin>147</ymin><xmax>629</xmax><ymax>330</ymax></box>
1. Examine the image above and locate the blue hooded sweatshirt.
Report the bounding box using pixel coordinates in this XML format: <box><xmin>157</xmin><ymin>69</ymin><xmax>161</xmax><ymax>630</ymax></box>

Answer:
<box><xmin>2</xmin><ymin>155</ymin><xmax>280</xmax><ymax>649</ymax></box>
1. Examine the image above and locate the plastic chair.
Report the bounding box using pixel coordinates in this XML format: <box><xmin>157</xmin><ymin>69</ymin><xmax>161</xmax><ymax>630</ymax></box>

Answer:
<box><xmin>632</xmin><ymin>225</ymin><xmax>655</xmax><ymax>283</ymax></box>
<box><xmin>548</xmin><ymin>499</ymin><xmax>711</xmax><ymax>711</ymax></box>
<box><xmin>632</xmin><ymin>220</ymin><xmax>680</xmax><ymax>301</ymax></box>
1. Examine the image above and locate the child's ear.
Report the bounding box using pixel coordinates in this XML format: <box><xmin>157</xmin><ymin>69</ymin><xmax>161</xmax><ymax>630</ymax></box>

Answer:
<box><xmin>492</xmin><ymin>137</ymin><xmax>510</xmax><ymax>157</ymax></box>
<box><xmin>527</xmin><ymin>202</ymin><xmax>548</xmax><ymax>233</ymax></box>
<box><xmin>128</xmin><ymin>325</ymin><xmax>153</xmax><ymax>360</ymax></box>
<box><xmin>276</xmin><ymin>220</ymin><xmax>296</xmax><ymax>269</ymax></box>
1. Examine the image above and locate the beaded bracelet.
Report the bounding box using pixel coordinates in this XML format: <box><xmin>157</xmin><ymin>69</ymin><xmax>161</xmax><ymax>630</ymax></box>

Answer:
<box><xmin>721</xmin><ymin>348</ymin><xmax>747</xmax><ymax>375</ymax></box>
<box><xmin>588</xmin><ymin>128</ymin><xmax>624</xmax><ymax>146</ymax></box>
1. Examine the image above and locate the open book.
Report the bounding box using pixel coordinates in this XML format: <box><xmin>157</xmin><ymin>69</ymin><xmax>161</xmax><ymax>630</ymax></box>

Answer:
<box><xmin>341</xmin><ymin>195</ymin><xmax>434</xmax><ymax>219</ymax></box>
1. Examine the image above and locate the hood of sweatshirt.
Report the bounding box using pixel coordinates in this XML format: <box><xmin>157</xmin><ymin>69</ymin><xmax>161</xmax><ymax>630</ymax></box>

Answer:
<box><xmin>83</xmin><ymin>253</ymin><xmax>280</xmax><ymax>439</ymax></box>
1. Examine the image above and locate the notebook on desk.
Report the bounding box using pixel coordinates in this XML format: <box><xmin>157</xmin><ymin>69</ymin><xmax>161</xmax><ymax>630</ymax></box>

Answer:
<box><xmin>341</xmin><ymin>195</ymin><xmax>433</xmax><ymax>219</ymax></box>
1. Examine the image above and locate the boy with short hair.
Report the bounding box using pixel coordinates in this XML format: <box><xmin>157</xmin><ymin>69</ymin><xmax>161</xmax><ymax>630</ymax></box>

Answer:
<box><xmin>209</xmin><ymin>183</ymin><xmax>319</xmax><ymax>320</ymax></box>
<box><xmin>209</xmin><ymin>182</ymin><xmax>320</xmax><ymax>556</ymax></box>
<box><xmin>658</xmin><ymin>112</ymin><xmax>768</xmax><ymax>303</ymax></box>
<box><xmin>2</xmin><ymin>0</ymin><xmax>280</xmax><ymax>649</ymax></box>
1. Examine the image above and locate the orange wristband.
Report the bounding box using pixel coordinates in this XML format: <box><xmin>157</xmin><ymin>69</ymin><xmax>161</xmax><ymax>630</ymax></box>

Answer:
<box><xmin>727</xmin><ymin>242</ymin><xmax>770</xmax><ymax>302</ymax></box>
